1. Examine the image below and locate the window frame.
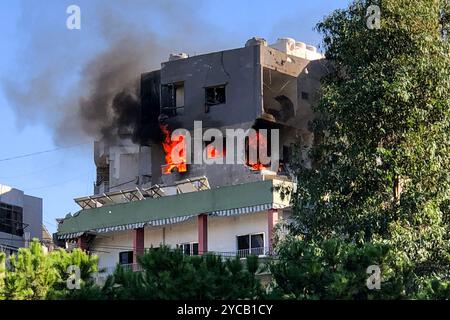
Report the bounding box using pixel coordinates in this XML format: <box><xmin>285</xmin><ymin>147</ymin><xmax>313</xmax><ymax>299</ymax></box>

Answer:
<box><xmin>177</xmin><ymin>242</ymin><xmax>199</xmax><ymax>256</ymax></box>
<box><xmin>119</xmin><ymin>250</ymin><xmax>134</xmax><ymax>265</ymax></box>
<box><xmin>0</xmin><ymin>202</ymin><xmax>24</xmax><ymax>237</ymax></box>
<box><xmin>161</xmin><ymin>81</ymin><xmax>185</xmax><ymax>117</ymax></box>
<box><xmin>236</xmin><ymin>232</ymin><xmax>265</xmax><ymax>257</ymax></box>
<box><xmin>204</xmin><ymin>84</ymin><xmax>227</xmax><ymax>112</ymax></box>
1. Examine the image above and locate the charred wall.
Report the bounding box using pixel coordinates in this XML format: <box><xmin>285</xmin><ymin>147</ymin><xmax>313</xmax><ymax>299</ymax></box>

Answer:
<box><xmin>136</xmin><ymin>70</ymin><xmax>162</xmax><ymax>146</ymax></box>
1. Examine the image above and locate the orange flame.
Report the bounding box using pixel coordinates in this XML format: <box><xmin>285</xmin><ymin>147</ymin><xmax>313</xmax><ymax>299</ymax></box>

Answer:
<box><xmin>160</xmin><ymin>124</ymin><xmax>187</xmax><ymax>174</ymax></box>
<box><xmin>247</xmin><ymin>131</ymin><xmax>268</xmax><ymax>171</ymax></box>
<box><xmin>206</xmin><ymin>144</ymin><xmax>225</xmax><ymax>159</ymax></box>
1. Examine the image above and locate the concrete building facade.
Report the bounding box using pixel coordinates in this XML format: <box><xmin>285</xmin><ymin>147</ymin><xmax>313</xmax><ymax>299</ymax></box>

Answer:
<box><xmin>56</xmin><ymin>37</ymin><xmax>325</xmax><ymax>272</ymax></box>
<box><xmin>0</xmin><ymin>184</ymin><xmax>43</xmax><ymax>256</ymax></box>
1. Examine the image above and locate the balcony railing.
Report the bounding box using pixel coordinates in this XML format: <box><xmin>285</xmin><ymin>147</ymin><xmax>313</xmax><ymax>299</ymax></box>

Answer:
<box><xmin>209</xmin><ymin>247</ymin><xmax>271</xmax><ymax>259</ymax></box>
<box><xmin>98</xmin><ymin>247</ymin><xmax>273</xmax><ymax>276</ymax></box>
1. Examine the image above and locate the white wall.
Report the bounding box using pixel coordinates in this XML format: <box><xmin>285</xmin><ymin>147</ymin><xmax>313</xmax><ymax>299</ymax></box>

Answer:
<box><xmin>91</xmin><ymin>211</ymin><xmax>274</xmax><ymax>269</ymax></box>
<box><xmin>164</xmin><ymin>218</ymin><xmax>197</xmax><ymax>247</ymax></box>
<box><xmin>91</xmin><ymin>230</ymin><xmax>133</xmax><ymax>270</ymax></box>
<box><xmin>208</xmin><ymin>211</ymin><xmax>269</xmax><ymax>253</ymax></box>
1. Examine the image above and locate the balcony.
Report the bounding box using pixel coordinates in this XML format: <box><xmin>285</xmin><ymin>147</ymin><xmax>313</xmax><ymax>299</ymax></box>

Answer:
<box><xmin>98</xmin><ymin>247</ymin><xmax>273</xmax><ymax>276</ymax></box>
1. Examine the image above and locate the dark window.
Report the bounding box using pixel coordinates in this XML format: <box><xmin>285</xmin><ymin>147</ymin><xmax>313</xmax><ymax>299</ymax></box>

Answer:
<box><xmin>301</xmin><ymin>91</ymin><xmax>309</xmax><ymax>100</ymax></box>
<box><xmin>119</xmin><ymin>251</ymin><xmax>134</xmax><ymax>265</ymax></box>
<box><xmin>282</xmin><ymin>145</ymin><xmax>291</xmax><ymax>163</ymax></box>
<box><xmin>237</xmin><ymin>233</ymin><xmax>264</xmax><ymax>257</ymax></box>
<box><xmin>0</xmin><ymin>202</ymin><xmax>24</xmax><ymax>236</ymax></box>
<box><xmin>192</xmin><ymin>243</ymin><xmax>199</xmax><ymax>256</ymax></box>
<box><xmin>237</xmin><ymin>235</ymin><xmax>250</xmax><ymax>252</ymax></box>
<box><xmin>251</xmin><ymin>234</ymin><xmax>264</xmax><ymax>255</ymax></box>
<box><xmin>205</xmin><ymin>85</ymin><xmax>226</xmax><ymax>111</ymax></box>
<box><xmin>177</xmin><ymin>242</ymin><xmax>199</xmax><ymax>256</ymax></box>
<box><xmin>161</xmin><ymin>82</ymin><xmax>184</xmax><ymax>117</ymax></box>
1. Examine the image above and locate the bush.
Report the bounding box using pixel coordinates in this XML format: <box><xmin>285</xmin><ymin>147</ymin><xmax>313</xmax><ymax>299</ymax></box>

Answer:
<box><xmin>103</xmin><ymin>246</ymin><xmax>263</xmax><ymax>300</ymax></box>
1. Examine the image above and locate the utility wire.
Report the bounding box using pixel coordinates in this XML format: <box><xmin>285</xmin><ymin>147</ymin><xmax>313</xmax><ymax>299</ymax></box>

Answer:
<box><xmin>0</xmin><ymin>143</ymin><xmax>90</xmax><ymax>162</ymax></box>
<box><xmin>0</xmin><ymin>161</ymin><xmax>63</xmax><ymax>179</ymax></box>
<box><xmin>23</xmin><ymin>173</ymin><xmax>91</xmax><ymax>191</ymax></box>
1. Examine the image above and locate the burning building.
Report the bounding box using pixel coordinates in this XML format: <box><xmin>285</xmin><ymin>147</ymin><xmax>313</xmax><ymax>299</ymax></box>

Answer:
<box><xmin>56</xmin><ymin>37</ymin><xmax>326</xmax><ymax>272</ymax></box>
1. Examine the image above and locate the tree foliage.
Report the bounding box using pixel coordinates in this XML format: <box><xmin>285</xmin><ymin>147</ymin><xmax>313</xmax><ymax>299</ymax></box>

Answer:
<box><xmin>102</xmin><ymin>246</ymin><xmax>263</xmax><ymax>300</ymax></box>
<box><xmin>0</xmin><ymin>240</ymin><xmax>98</xmax><ymax>300</ymax></box>
<box><xmin>272</xmin><ymin>0</ymin><xmax>450</xmax><ymax>299</ymax></box>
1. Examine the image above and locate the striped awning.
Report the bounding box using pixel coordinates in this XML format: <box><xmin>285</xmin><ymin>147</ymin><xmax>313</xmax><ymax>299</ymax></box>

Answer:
<box><xmin>210</xmin><ymin>203</ymin><xmax>279</xmax><ymax>217</ymax></box>
<box><xmin>58</xmin><ymin>232</ymin><xmax>85</xmax><ymax>240</ymax></box>
<box><xmin>58</xmin><ymin>215</ymin><xmax>196</xmax><ymax>239</ymax></box>
<box><xmin>58</xmin><ymin>203</ymin><xmax>289</xmax><ymax>239</ymax></box>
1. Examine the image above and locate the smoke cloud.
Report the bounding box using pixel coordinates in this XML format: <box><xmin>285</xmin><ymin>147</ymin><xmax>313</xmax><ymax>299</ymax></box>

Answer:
<box><xmin>2</xmin><ymin>0</ymin><xmax>228</xmax><ymax>146</ymax></box>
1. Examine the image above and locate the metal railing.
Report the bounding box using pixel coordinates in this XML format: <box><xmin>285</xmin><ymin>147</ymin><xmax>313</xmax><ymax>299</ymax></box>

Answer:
<box><xmin>99</xmin><ymin>247</ymin><xmax>273</xmax><ymax>275</ymax></box>
<box><xmin>208</xmin><ymin>247</ymin><xmax>272</xmax><ymax>259</ymax></box>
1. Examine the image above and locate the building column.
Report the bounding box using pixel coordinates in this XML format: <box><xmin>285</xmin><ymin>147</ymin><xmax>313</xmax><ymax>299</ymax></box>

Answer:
<box><xmin>198</xmin><ymin>214</ymin><xmax>208</xmax><ymax>255</ymax></box>
<box><xmin>76</xmin><ymin>235</ymin><xmax>88</xmax><ymax>251</ymax></box>
<box><xmin>133</xmin><ymin>227</ymin><xmax>145</xmax><ymax>264</ymax></box>
<box><xmin>267</xmin><ymin>209</ymin><xmax>279</xmax><ymax>254</ymax></box>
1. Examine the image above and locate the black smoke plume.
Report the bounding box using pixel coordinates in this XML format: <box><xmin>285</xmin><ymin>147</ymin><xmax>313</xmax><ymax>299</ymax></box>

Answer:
<box><xmin>2</xmin><ymin>1</ymin><xmax>227</xmax><ymax>147</ymax></box>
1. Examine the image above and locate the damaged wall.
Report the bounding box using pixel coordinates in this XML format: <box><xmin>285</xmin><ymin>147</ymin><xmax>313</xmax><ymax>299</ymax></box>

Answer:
<box><xmin>93</xmin><ymin>38</ymin><xmax>326</xmax><ymax>192</ymax></box>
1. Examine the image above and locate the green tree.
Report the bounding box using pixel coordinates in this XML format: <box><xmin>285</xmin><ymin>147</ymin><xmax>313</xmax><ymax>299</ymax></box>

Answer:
<box><xmin>103</xmin><ymin>246</ymin><xmax>263</xmax><ymax>300</ymax></box>
<box><xmin>46</xmin><ymin>246</ymin><xmax>100</xmax><ymax>299</ymax></box>
<box><xmin>0</xmin><ymin>240</ymin><xmax>99</xmax><ymax>300</ymax></box>
<box><xmin>0</xmin><ymin>252</ymin><xmax>5</xmax><ymax>299</ymax></box>
<box><xmin>268</xmin><ymin>237</ymin><xmax>410</xmax><ymax>299</ymax></box>
<box><xmin>1</xmin><ymin>241</ymin><xmax>58</xmax><ymax>299</ymax></box>
<box><xmin>272</xmin><ymin>0</ymin><xmax>450</xmax><ymax>299</ymax></box>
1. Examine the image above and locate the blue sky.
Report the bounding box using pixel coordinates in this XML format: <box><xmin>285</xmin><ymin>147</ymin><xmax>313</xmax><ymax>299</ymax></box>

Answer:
<box><xmin>0</xmin><ymin>0</ymin><xmax>349</xmax><ymax>233</ymax></box>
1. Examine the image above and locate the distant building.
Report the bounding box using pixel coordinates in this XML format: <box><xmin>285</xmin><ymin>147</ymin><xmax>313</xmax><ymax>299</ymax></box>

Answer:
<box><xmin>42</xmin><ymin>224</ymin><xmax>56</xmax><ymax>252</ymax></box>
<box><xmin>0</xmin><ymin>184</ymin><xmax>43</xmax><ymax>257</ymax></box>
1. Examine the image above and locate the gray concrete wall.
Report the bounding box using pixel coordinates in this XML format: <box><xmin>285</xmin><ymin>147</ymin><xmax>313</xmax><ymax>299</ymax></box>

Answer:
<box><xmin>0</xmin><ymin>184</ymin><xmax>42</xmax><ymax>250</ymax></box>
<box><xmin>0</xmin><ymin>185</ymin><xmax>24</xmax><ymax>207</ymax></box>
<box><xmin>23</xmin><ymin>195</ymin><xmax>42</xmax><ymax>241</ymax></box>
<box><xmin>160</xmin><ymin>45</ymin><xmax>263</xmax><ymax>130</ymax></box>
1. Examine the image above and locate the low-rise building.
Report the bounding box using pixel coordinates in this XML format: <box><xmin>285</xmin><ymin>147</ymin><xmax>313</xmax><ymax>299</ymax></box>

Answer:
<box><xmin>0</xmin><ymin>184</ymin><xmax>43</xmax><ymax>257</ymax></box>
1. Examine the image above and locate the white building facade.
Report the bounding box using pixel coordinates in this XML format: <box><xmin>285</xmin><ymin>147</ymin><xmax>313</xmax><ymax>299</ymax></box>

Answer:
<box><xmin>57</xmin><ymin>178</ymin><xmax>292</xmax><ymax>272</ymax></box>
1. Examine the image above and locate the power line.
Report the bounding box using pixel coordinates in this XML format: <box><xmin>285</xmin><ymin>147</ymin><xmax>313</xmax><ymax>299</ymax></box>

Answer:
<box><xmin>0</xmin><ymin>161</ymin><xmax>63</xmax><ymax>179</ymax></box>
<box><xmin>0</xmin><ymin>143</ymin><xmax>90</xmax><ymax>162</ymax></box>
<box><xmin>43</xmin><ymin>219</ymin><xmax>57</xmax><ymax>228</ymax></box>
<box><xmin>23</xmin><ymin>174</ymin><xmax>91</xmax><ymax>191</ymax></box>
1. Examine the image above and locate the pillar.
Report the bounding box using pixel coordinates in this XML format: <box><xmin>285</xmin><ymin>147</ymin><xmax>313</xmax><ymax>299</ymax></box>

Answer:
<box><xmin>77</xmin><ymin>235</ymin><xmax>88</xmax><ymax>251</ymax></box>
<box><xmin>198</xmin><ymin>214</ymin><xmax>208</xmax><ymax>255</ymax></box>
<box><xmin>133</xmin><ymin>227</ymin><xmax>145</xmax><ymax>263</ymax></box>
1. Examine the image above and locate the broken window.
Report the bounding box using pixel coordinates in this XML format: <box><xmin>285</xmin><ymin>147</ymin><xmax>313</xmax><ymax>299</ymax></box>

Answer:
<box><xmin>263</xmin><ymin>68</ymin><xmax>297</xmax><ymax>123</ymax></box>
<box><xmin>161</xmin><ymin>82</ymin><xmax>185</xmax><ymax>117</ymax></box>
<box><xmin>205</xmin><ymin>85</ymin><xmax>226</xmax><ymax>112</ymax></box>
<box><xmin>245</xmin><ymin>130</ymin><xmax>271</xmax><ymax>171</ymax></box>
<box><xmin>204</xmin><ymin>137</ymin><xmax>226</xmax><ymax>159</ymax></box>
